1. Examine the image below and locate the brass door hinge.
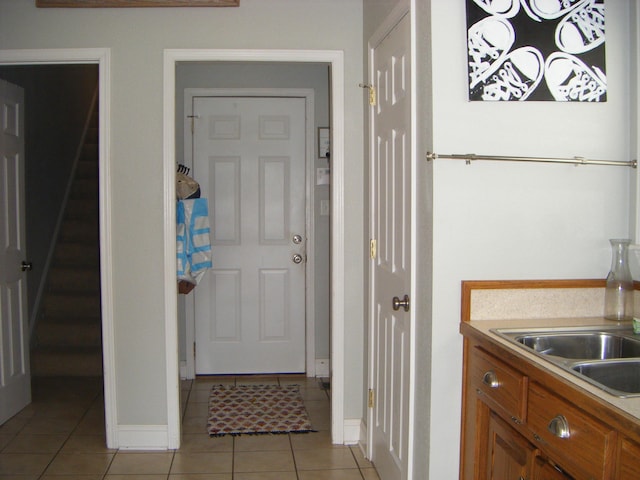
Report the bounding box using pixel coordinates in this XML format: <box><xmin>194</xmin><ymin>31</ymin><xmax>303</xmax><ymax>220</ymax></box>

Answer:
<box><xmin>370</xmin><ymin>239</ymin><xmax>377</xmax><ymax>260</ymax></box>
<box><xmin>187</xmin><ymin>114</ymin><xmax>200</xmax><ymax>133</ymax></box>
<box><xmin>368</xmin><ymin>389</ymin><xmax>375</xmax><ymax>408</ymax></box>
<box><xmin>359</xmin><ymin>83</ymin><xmax>377</xmax><ymax>106</ymax></box>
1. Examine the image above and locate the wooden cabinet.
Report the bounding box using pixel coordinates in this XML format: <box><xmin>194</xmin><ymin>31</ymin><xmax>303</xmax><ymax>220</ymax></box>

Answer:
<box><xmin>533</xmin><ymin>457</ymin><xmax>573</xmax><ymax>479</ymax></box>
<box><xmin>616</xmin><ymin>438</ymin><xmax>640</xmax><ymax>479</ymax></box>
<box><xmin>470</xmin><ymin>346</ymin><xmax>527</xmax><ymax>422</ymax></box>
<box><xmin>486</xmin><ymin>411</ymin><xmax>536</xmax><ymax>480</ymax></box>
<box><xmin>461</xmin><ymin>334</ymin><xmax>638</xmax><ymax>480</ymax></box>
<box><xmin>528</xmin><ymin>382</ymin><xmax>615</xmax><ymax>479</ymax></box>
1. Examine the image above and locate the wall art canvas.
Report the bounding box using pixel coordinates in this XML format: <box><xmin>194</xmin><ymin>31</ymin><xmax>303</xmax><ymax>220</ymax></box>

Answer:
<box><xmin>466</xmin><ymin>0</ymin><xmax>606</xmax><ymax>102</ymax></box>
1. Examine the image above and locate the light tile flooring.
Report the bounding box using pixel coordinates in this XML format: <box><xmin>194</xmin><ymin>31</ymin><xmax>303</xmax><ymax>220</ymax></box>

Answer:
<box><xmin>0</xmin><ymin>375</ymin><xmax>380</xmax><ymax>480</ymax></box>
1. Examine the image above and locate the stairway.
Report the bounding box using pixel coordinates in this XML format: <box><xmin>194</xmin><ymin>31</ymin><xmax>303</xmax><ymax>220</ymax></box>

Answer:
<box><xmin>30</xmin><ymin>108</ymin><xmax>102</xmax><ymax>377</ymax></box>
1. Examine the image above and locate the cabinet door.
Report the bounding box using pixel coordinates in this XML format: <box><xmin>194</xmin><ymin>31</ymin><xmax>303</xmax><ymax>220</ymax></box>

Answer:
<box><xmin>486</xmin><ymin>411</ymin><xmax>536</xmax><ymax>480</ymax></box>
<box><xmin>616</xmin><ymin>438</ymin><xmax>640</xmax><ymax>480</ymax></box>
<box><xmin>533</xmin><ymin>457</ymin><xmax>574</xmax><ymax>479</ymax></box>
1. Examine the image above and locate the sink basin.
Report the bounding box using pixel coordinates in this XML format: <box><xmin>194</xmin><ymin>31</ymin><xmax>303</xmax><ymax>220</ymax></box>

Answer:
<box><xmin>514</xmin><ymin>332</ymin><xmax>640</xmax><ymax>360</ymax></box>
<box><xmin>492</xmin><ymin>326</ymin><xmax>640</xmax><ymax>397</ymax></box>
<box><xmin>572</xmin><ymin>360</ymin><xmax>640</xmax><ymax>396</ymax></box>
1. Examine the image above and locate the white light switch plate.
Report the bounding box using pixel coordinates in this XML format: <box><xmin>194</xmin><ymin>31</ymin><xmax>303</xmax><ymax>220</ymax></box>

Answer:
<box><xmin>320</xmin><ymin>199</ymin><xmax>330</xmax><ymax>216</ymax></box>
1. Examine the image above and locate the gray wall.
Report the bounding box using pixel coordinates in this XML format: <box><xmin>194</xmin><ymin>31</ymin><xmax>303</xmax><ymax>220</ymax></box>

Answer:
<box><xmin>0</xmin><ymin>0</ymin><xmax>364</xmax><ymax>427</ymax></box>
<box><xmin>0</xmin><ymin>65</ymin><xmax>98</xmax><ymax>323</ymax></box>
<box><xmin>174</xmin><ymin>62</ymin><xmax>331</xmax><ymax>364</ymax></box>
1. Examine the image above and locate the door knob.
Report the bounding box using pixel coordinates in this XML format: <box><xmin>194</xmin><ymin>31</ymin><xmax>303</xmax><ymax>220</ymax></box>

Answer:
<box><xmin>21</xmin><ymin>261</ymin><xmax>33</xmax><ymax>272</ymax></box>
<box><xmin>292</xmin><ymin>254</ymin><xmax>304</xmax><ymax>264</ymax></box>
<box><xmin>292</xmin><ymin>234</ymin><xmax>303</xmax><ymax>244</ymax></box>
<box><xmin>392</xmin><ymin>295</ymin><xmax>410</xmax><ymax>312</ymax></box>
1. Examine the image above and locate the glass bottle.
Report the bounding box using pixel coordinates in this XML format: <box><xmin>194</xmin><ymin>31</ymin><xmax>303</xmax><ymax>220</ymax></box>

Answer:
<box><xmin>604</xmin><ymin>238</ymin><xmax>634</xmax><ymax>321</ymax></box>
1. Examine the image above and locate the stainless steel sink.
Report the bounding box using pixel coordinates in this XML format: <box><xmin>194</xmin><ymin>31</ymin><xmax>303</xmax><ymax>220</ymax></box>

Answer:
<box><xmin>514</xmin><ymin>332</ymin><xmax>640</xmax><ymax>360</ymax></box>
<box><xmin>492</xmin><ymin>326</ymin><xmax>640</xmax><ymax>397</ymax></box>
<box><xmin>572</xmin><ymin>360</ymin><xmax>640</xmax><ymax>396</ymax></box>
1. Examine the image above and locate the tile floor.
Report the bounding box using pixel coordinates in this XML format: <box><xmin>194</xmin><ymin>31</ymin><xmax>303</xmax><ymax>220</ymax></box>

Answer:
<box><xmin>0</xmin><ymin>375</ymin><xmax>380</xmax><ymax>480</ymax></box>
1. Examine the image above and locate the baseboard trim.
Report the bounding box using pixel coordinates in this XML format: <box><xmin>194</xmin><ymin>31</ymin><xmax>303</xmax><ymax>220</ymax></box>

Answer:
<box><xmin>358</xmin><ymin>419</ymin><xmax>368</xmax><ymax>455</ymax></box>
<box><xmin>343</xmin><ymin>418</ymin><xmax>362</xmax><ymax>445</ymax></box>
<box><xmin>116</xmin><ymin>425</ymin><xmax>169</xmax><ymax>450</ymax></box>
<box><xmin>179</xmin><ymin>361</ymin><xmax>188</xmax><ymax>380</ymax></box>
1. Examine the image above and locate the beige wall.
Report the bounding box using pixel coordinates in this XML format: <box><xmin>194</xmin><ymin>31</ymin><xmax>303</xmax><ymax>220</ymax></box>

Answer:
<box><xmin>0</xmin><ymin>0</ymin><xmax>364</xmax><ymax>427</ymax></box>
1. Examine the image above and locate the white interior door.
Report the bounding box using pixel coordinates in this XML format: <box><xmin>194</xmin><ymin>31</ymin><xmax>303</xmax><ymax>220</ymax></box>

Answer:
<box><xmin>193</xmin><ymin>96</ymin><xmax>307</xmax><ymax>374</ymax></box>
<box><xmin>0</xmin><ymin>79</ymin><xmax>31</xmax><ymax>425</ymax></box>
<box><xmin>369</xmin><ymin>12</ymin><xmax>412</xmax><ymax>480</ymax></box>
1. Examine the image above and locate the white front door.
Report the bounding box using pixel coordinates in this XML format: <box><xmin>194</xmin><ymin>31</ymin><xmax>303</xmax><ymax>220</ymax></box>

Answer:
<box><xmin>0</xmin><ymin>79</ymin><xmax>31</xmax><ymax>425</ymax></box>
<box><xmin>368</xmin><ymin>11</ymin><xmax>412</xmax><ymax>480</ymax></box>
<box><xmin>193</xmin><ymin>96</ymin><xmax>307</xmax><ymax>374</ymax></box>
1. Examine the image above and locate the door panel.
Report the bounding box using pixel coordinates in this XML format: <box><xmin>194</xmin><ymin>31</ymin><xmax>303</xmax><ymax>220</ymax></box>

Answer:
<box><xmin>0</xmin><ymin>79</ymin><xmax>31</xmax><ymax>425</ymax></box>
<box><xmin>194</xmin><ymin>96</ymin><xmax>306</xmax><ymax>374</ymax></box>
<box><xmin>369</xmin><ymin>12</ymin><xmax>412</xmax><ymax>480</ymax></box>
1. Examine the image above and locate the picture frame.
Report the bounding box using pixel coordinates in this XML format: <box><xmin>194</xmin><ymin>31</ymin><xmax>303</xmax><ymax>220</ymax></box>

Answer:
<box><xmin>318</xmin><ymin>127</ymin><xmax>330</xmax><ymax>159</ymax></box>
<box><xmin>36</xmin><ymin>0</ymin><xmax>239</xmax><ymax>7</ymax></box>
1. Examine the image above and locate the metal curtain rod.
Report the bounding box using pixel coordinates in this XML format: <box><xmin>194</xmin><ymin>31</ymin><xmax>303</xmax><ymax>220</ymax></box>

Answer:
<box><xmin>425</xmin><ymin>152</ymin><xmax>637</xmax><ymax>168</ymax></box>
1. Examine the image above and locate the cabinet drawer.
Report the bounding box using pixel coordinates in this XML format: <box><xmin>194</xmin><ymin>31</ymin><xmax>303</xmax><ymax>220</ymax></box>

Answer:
<box><xmin>469</xmin><ymin>346</ymin><xmax>527</xmax><ymax>422</ymax></box>
<box><xmin>617</xmin><ymin>438</ymin><xmax>640</xmax><ymax>479</ymax></box>
<box><xmin>528</xmin><ymin>382</ymin><xmax>616</xmax><ymax>479</ymax></box>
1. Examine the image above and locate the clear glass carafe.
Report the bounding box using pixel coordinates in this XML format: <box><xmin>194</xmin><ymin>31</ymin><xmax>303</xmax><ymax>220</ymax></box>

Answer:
<box><xmin>604</xmin><ymin>238</ymin><xmax>634</xmax><ymax>321</ymax></box>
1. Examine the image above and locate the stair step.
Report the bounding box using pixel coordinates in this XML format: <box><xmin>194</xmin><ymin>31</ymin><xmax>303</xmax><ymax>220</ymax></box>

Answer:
<box><xmin>75</xmin><ymin>159</ymin><xmax>98</xmax><ymax>179</ymax></box>
<box><xmin>81</xmin><ymin>143</ymin><xmax>98</xmax><ymax>160</ymax></box>
<box><xmin>43</xmin><ymin>293</ymin><xmax>101</xmax><ymax>318</ymax></box>
<box><xmin>70</xmin><ymin>178</ymin><xmax>98</xmax><ymax>199</ymax></box>
<box><xmin>48</xmin><ymin>267</ymin><xmax>100</xmax><ymax>293</ymax></box>
<box><xmin>65</xmin><ymin>199</ymin><xmax>98</xmax><ymax>220</ymax></box>
<box><xmin>54</xmin><ymin>242</ymin><xmax>100</xmax><ymax>268</ymax></box>
<box><xmin>31</xmin><ymin>347</ymin><xmax>103</xmax><ymax>377</ymax></box>
<box><xmin>59</xmin><ymin>219</ymin><xmax>99</xmax><ymax>243</ymax></box>
<box><xmin>85</xmin><ymin>127</ymin><xmax>98</xmax><ymax>144</ymax></box>
<box><xmin>34</xmin><ymin>320</ymin><xmax>102</xmax><ymax>348</ymax></box>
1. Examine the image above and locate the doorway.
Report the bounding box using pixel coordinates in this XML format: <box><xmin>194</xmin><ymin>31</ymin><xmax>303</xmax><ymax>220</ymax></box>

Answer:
<box><xmin>0</xmin><ymin>48</ymin><xmax>116</xmax><ymax>447</ymax></box>
<box><xmin>164</xmin><ymin>49</ymin><xmax>348</xmax><ymax>446</ymax></box>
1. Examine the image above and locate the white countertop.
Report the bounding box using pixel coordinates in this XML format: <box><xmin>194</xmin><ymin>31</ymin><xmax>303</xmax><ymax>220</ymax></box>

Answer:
<box><xmin>465</xmin><ymin>316</ymin><xmax>640</xmax><ymax>421</ymax></box>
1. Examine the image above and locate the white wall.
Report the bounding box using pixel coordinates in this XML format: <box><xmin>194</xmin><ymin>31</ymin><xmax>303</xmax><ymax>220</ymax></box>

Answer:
<box><xmin>0</xmin><ymin>0</ymin><xmax>364</xmax><ymax>429</ymax></box>
<box><xmin>428</xmin><ymin>2</ymin><xmax>636</xmax><ymax>479</ymax></box>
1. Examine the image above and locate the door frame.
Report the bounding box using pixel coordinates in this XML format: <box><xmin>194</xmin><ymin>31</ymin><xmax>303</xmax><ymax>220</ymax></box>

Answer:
<box><xmin>366</xmin><ymin>0</ymin><xmax>416</xmax><ymax>474</ymax></box>
<box><xmin>0</xmin><ymin>48</ymin><xmax>116</xmax><ymax>447</ymax></box>
<box><xmin>182</xmin><ymin>87</ymin><xmax>317</xmax><ymax>378</ymax></box>
<box><xmin>163</xmin><ymin>49</ymin><xmax>346</xmax><ymax>445</ymax></box>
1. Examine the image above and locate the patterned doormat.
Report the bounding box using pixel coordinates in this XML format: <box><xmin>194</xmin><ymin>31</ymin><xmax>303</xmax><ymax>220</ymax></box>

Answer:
<box><xmin>207</xmin><ymin>384</ymin><xmax>314</xmax><ymax>436</ymax></box>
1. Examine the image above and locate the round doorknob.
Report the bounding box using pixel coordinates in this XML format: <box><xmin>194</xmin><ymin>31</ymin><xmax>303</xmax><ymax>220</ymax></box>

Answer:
<box><xmin>292</xmin><ymin>234</ymin><xmax>303</xmax><ymax>244</ymax></box>
<box><xmin>392</xmin><ymin>295</ymin><xmax>410</xmax><ymax>312</ymax></box>
<box><xmin>292</xmin><ymin>254</ymin><xmax>303</xmax><ymax>264</ymax></box>
<box><xmin>21</xmin><ymin>261</ymin><xmax>33</xmax><ymax>272</ymax></box>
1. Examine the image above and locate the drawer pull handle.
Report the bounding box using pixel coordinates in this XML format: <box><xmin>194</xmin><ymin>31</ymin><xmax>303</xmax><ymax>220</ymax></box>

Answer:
<box><xmin>547</xmin><ymin>415</ymin><xmax>571</xmax><ymax>439</ymax></box>
<box><xmin>482</xmin><ymin>370</ymin><xmax>500</xmax><ymax>388</ymax></box>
